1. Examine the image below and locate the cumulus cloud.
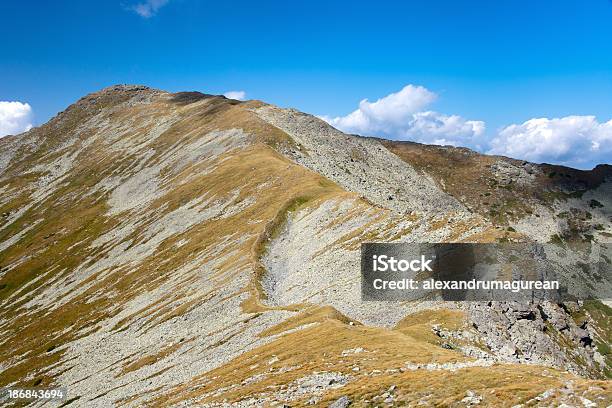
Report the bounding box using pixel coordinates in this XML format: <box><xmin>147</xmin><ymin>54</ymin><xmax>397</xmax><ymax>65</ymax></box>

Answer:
<box><xmin>0</xmin><ymin>101</ymin><xmax>33</xmax><ymax>138</ymax></box>
<box><xmin>321</xmin><ymin>85</ymin><xmax>485</xmax><ymax>147</ymax></box>
<box><xmin>403</xmin><ymin>111</ymin><xmax>486</xmax><ymax>147</ymax></box>
<box><xmin>321</xmin><ymin>84</ymin><xmax>610</xmax><ymax>168</ymax></box>
<box><xmin>488</xmin><ymin>116</ymin><xmax>612</xmax><ymax>169</ymax></box>
<box><xmin>130</xmin><ymin>0</ymin><xmax>170</xmax><ymax>18</ymax></box>
<box><xmin>223</xmin><ymin>90</ymin><xmax>246</xmax><ymax>101</ymax></box>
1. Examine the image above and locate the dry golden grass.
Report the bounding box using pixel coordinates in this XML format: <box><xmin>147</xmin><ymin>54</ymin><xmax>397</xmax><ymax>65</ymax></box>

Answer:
<box><xmin>258</xmin><ymin>305</ymin><xmax>358</xmax><ymax>338</ymax></box>
<box><xmin>152</xmin><ymin>313</ymin><xmax>462</xmax><ymax>406</ymax></box>
<box><xmin>395</xmin><ymin>309</ymin><xmax>466</xmax><ymax>342</ymax></box>
<box><xmin>152</xmin><ymin>307</ymin><xmax>610</xmax><ymax>407</ymax></box>
<box><xmin>120</xmin><ymin>342</ymin><xmax>182</xmax><ymax>375</ymax></box>
<box><xmin>319</xmin><ymin>364</ymin><xmax>610</xmax><ymax>407</ymax></box>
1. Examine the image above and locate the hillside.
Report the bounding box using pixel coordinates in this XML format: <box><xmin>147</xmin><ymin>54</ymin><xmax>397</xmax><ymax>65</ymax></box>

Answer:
<box><xmin>0</xmin><ymin>85</ymin><xmax>610</xmax><ymax>407</ymax></box>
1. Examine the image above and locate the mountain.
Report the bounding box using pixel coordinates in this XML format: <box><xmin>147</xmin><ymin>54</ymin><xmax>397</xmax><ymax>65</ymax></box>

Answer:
<box><xmin>0</xmin><ymin>85</ymin><xmax>610</xmax><ymax>407</ymax></box>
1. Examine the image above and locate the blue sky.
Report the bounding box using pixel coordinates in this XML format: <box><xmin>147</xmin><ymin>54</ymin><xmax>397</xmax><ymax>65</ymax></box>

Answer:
<box><xmin>1</xmin><ymin>0</ymin><xmax>611</xmax><ymax>169</ymax></box>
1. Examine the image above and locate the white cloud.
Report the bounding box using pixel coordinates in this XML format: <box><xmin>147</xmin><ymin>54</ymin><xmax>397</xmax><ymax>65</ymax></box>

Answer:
<box><xmin>223</xmin><ymin>90</ymin><xmax>246</xmax><ymax>101</ymax></box>
<box><xmin>320</xmin><ymin>85</ymin><xmax>610</xmax><ymax>168</ymax></box>
<box><xmin>321</xmin><ymin>85</ymin><xmax>485</xmax><ymax>147</ymax></box>
<box><xmin>488</xmin><ymin>116</ymin><xmax>612</xmax><ymax>169</ymax></box>
<box><xmin>0</xmin><ymin>101</ymin><xmax>33</xmax><ymax>138</ymax></box>
<box><xmin>131</xmin><ymin>0</ymin><xmax>170</xmax><ymax>18</ymax></box>
<box><xmin>403</xmin><ymin>111</ymin><xmax>486</xmax><ymax>148</ymax></box>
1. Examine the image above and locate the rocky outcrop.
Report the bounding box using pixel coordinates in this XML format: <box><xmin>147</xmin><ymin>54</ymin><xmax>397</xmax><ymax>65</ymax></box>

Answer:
<box><xmin>468</xmin><ymin>301</ymin><xmax>606</xmax><ymax>377</ymax></box>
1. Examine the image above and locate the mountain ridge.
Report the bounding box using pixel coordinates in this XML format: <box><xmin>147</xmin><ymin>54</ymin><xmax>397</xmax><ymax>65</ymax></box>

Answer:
<box><xmin>11</xmin><ymin>84</ymin><xmax>612</xmax><ymax>172</ymax></box>
<box><xmin>0</xmin><ymin>85</ymin><xmax>609</xmax><ymax>407</ymax></box>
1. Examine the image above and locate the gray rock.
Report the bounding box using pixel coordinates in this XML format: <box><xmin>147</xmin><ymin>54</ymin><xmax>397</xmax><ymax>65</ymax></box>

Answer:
<box><xmin>329</xmin><ymin>395</ymin><xmax>351</xmax><ymax>408</ymax></box>
<box><xmin>461</xmin><ymin>390</ymin><xmax>482</xmax><ymax>405</ymax></box>
<box><xmin>468</xmin><ymin>301</ymin><xmax>601</xmax><ymax>376</ymax></box>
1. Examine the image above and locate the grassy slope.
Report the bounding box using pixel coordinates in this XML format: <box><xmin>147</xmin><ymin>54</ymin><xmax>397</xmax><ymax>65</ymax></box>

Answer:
<box><xmin>0</xmin><ymin>88</ymin><xmax>344</xmax><ymax>390</ymax></box>
<box><xmin>153</xmin><ymin>309</ymin><xmax>610</xmax><ymax>407</ymax></box>
<box><xmin>0</xmin><ymin>87</ymin><xmax>609</xmax><ymax>406</ymax></box>
<box><xmin>381</xmin><ymin>140</ymin><xmax>611</xmax><ymax>232</ymax></box>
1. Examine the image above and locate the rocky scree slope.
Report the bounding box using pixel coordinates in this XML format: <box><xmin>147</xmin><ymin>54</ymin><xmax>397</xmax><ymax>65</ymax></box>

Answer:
<box><xmin>0</xmin><ymin>85</ymin><xmax>609</xmax><ymax>407</ymax></box>
<box><xmin>252</xmin><ymin>104</ymin><xmax>612</xmax><ymax>380</ymax></box>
